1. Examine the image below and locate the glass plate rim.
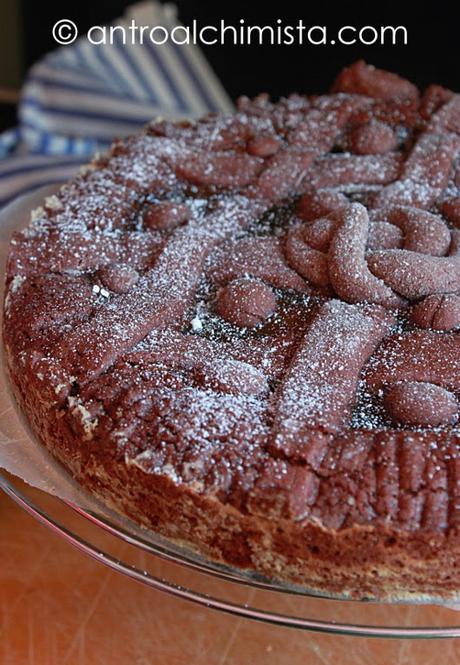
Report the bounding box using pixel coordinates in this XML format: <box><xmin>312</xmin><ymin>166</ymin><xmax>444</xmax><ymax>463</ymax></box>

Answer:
<box><xmin>3</xmin><ymin>470</ymin><xmax>460</xmax><ymax>639</ymax></box>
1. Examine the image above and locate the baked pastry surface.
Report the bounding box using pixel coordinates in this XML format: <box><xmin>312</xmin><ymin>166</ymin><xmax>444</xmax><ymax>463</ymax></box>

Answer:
<box><xmin>4</xmin><ymin>61</ymin><xmax>460</xmax><ymax>599</ymax></box>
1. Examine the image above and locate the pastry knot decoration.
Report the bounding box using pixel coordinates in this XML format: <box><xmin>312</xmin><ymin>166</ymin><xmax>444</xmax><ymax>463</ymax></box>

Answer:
<box><xmin>285</xmin><ymin>196</ymin><xmax>460</xmax><ymax>312</ymax></box>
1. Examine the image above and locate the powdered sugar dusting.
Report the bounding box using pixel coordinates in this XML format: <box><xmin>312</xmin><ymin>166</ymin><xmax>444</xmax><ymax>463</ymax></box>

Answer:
<box><xmin>4</xmin><ymin>62</ymin><xmax>460</xmax><ymax>528</ymax></box>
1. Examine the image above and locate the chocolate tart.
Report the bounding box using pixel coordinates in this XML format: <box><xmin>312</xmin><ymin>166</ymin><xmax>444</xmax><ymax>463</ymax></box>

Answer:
<box><xmin>4</xmin><ymin>61</ymin><xmax>460</xmax><ymax>600</ymax></box>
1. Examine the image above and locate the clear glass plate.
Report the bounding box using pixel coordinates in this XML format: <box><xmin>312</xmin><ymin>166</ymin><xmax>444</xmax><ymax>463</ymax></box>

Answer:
<box><xmin>2</xmin><ymin>187</ymin><xmax>460</xmax><ymax>638</ymax></box>
<box><xmin>4</xmin><ymin>471</ymin><xmax>460</xmax><ymax>638</ymax></box>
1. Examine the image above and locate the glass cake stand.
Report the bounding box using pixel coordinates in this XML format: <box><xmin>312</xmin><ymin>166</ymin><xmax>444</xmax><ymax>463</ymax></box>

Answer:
<box><xmin>2</xmin><ymin>187</ymin><xmax>460</xmax><ymax>639</ymax></box>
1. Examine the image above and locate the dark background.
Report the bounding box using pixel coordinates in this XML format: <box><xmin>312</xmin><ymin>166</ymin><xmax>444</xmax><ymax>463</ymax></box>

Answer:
<box><xmin>21</xmin><ymin>1</ymin><xmax>460</xmax><ymax>96</ymax></box>
<box><xmin>2</xmin><ymin>1</ymin><xmax>460</xmax><ymax>130</ymax></box>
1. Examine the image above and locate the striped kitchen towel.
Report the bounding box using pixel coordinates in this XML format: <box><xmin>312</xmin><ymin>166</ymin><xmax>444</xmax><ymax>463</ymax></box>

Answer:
<box><xmin>0</xmin><ymin>1</ymin><xmax>233</xmax><ymax>207</ymax></box>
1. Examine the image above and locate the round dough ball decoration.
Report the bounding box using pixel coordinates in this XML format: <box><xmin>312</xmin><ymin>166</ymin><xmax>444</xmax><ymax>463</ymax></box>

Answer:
<box><xmin>384</xmin><ymin>381</ymin><xmax>459</xmax><ymax>428</ymax></box>
<box><xmin>246</xmin><ymin>135</ymin><xmax>281</xmax><ymax>157</ymax></box>
<box><xmin>410</xmin><ymin>294</ymin><xmax>460</xmax><ymax>331</ymax></box>
<box><xmin>143</xmin><ymin>201</ymin><xmax>191</xmax><ymax>230</ymax></box>
<box><xmin>98</xmin><ymin>264</ymin><xmax>140</xmax><ymax>294</ymax></box>
<box><xmin>348</xmin><ymin>120</ymin><xmax>398</xmax><ymax>155</ymax></box>
<box><xmin>441</xmin><ymin>196</ymin><xmax>460</xmax><ymax>228</ymax></box>
<box><xmin>215</xmin><ymin>278</ymin><xmax>277</xmax><ymax>328</ymax></box>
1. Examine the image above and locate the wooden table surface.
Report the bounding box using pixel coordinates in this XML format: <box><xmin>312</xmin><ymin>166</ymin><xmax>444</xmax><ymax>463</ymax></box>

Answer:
<box><xmin>2</xmin><ymin>476</ymin><xmax>460</xmax><ymax>665</ymax></box>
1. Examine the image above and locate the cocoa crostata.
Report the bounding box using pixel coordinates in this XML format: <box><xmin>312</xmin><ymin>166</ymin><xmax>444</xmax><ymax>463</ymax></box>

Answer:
<box><xmin>3</xmin><ymin>61</ymin><xmax>460</xmax><ymax>600</ymax></box>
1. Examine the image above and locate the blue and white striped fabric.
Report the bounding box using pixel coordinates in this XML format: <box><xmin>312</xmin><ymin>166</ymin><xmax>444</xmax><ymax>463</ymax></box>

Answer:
<box><xmin>0</xmin><ymin>1</ymin><xmax>233</xmax><ymax>207</ymax></box>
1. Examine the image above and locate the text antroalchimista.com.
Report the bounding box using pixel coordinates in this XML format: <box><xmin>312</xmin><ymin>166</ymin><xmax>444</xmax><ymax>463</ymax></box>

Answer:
<box><xmin>52</xmin><ymin>19</ymin><xmax>408</xmax><ymax>47</ymax></box>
